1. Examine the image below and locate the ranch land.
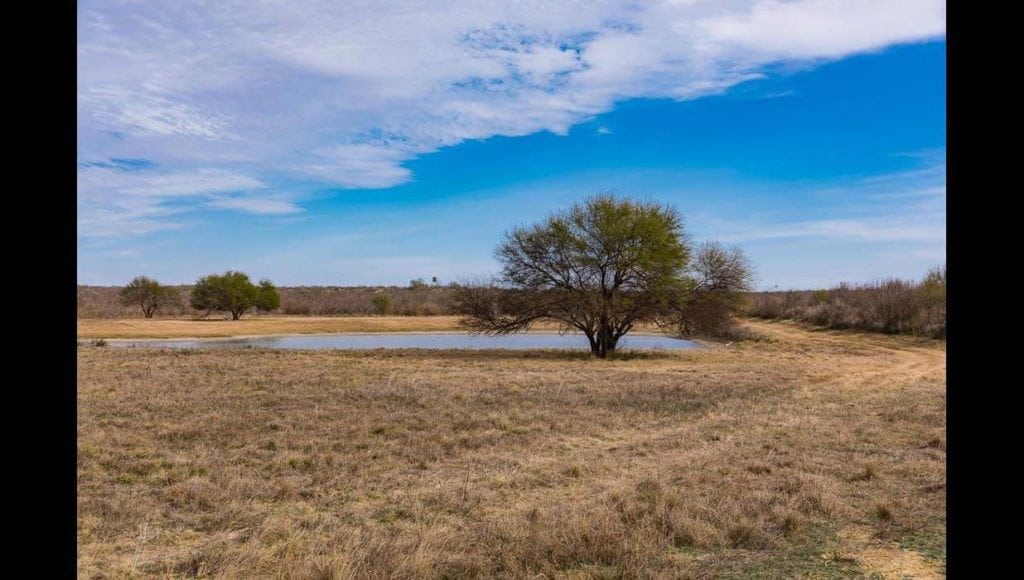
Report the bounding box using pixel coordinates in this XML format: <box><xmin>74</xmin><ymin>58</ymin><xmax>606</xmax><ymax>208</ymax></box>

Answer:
<box><xmin>77</xmin><ymin>318</ymin><xmax>945</xmax><ymax>578</ymax></box>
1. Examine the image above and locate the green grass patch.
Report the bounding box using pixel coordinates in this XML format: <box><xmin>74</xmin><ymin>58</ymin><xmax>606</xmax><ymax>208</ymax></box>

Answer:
<box><xmin>897</xmin><ymin>528</ymin><xmax>946</xmax><ymax>563</ymax></box>
<box><xmin>713</xmin><ymin>523</ymin><xmax>864</xmax><ymax>579</ymax></box>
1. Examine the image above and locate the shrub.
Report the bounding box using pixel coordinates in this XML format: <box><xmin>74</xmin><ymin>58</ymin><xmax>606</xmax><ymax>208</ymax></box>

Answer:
<box><xmin>869</xmin><ymin>278</ymin><xmax>919</xmax><ymax>333</ymax></box>
<box><xmin>80</xmin><ymin>285</ymin><xmax>461</xmax><ymax>318</ymax></box>
<box><xmin>257</xmin><ymin>279</ymin><xmax>281</xmax><ymax>312</ymax></box>
<box><xmin>118</xmin><ymin>276</ymin><xmax>180</xmax><ymax>318</ymax></box>
<box><xmin>190</xmin><ymin>271</ymin><xmax>280</xmax><ymax>320</ymax></box>
<box><xmin>371</xmin><ymin>294</ymin><xmax>391</xmax><ymax>315</ymax></box>
<box><xmin>742</xmin><ymin>266</ymin><xmax>946</xmax><ymax>337</ymax></box>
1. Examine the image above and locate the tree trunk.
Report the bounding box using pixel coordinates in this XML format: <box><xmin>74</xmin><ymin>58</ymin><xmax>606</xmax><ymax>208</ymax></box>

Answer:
<box><xmin>584</xmin><ymin>326</ymin><xmax>625</xmax><ymax>359</ymax></box>
<box><xmin>231</xmin><ymin>310</ymin><xmax>242</xmax><ymax>320</ymax></box>
<box><xmin>590</xmin><ymin>324</ymin><xmax>618</xmax><ymax>358</ymax></box>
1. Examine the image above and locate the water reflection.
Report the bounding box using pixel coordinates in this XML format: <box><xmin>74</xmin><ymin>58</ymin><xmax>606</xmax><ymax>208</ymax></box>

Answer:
<box><xmin>110</xmin><ymin>332</ymin><xmax>699</xmax><ymax>351</ymax></box>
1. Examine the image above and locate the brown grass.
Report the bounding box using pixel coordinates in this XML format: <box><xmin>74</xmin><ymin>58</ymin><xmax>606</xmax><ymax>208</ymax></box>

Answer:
<box><xmin>76</xmin><ymin>316</ymin><xmax>664</xmax><ymax>340</ymax></box>
<box><xmin>77</xmin><ymin>316</ymin><xmax>467</xmax><ymax>339</ymax></box>
<box><xmin>77</xmin><ymin>320</ymin><xmax>945</xmax><ymax>577</ymax></box>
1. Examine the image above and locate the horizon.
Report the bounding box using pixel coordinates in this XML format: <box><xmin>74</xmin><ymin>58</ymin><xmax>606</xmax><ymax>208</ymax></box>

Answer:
<box><xmin>76</xmin><ymin>269</ymin><xmax>942</xmax><ymax>293</ymax></box>
<box><xmin>78</xmin><ymin>1</ymin><xmax>946</xmax><ymax>291</ymax></box>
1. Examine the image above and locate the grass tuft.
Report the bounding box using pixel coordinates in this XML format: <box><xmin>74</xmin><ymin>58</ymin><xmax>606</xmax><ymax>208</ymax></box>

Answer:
<box><xmin>76</xmin><ymin>319</ymin><xmax>945</xmax><ymax>577</ymax></box>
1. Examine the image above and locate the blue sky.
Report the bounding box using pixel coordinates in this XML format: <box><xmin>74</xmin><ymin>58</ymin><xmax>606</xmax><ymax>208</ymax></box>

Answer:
<box><xmin>78</xmin><ymin>1</ymin><xmax>945</xmax><ymax>289</ymax></box>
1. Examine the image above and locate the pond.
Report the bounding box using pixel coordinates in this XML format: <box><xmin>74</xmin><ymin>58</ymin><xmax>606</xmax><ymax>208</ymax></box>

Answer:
<box><xmin>107</xmin><ymin>332</ymin><xmax>700</xmax><ymax>351</ymax></box>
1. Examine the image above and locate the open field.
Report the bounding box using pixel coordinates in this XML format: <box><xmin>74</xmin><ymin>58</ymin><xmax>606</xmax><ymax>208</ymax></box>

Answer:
<box><xmin>76</xmin><ymin>316</ymin><xmax>638</xmax><ymax>340</ymax></box>
<box><xmin>77</xmin><ymin>316</ymin><xmax>467</xmax><ymax>339</ymax></box>
<box><xmin>78</xmin><ymin>320</ymin><xmax>945</xmax><ymax>577</ymax></box>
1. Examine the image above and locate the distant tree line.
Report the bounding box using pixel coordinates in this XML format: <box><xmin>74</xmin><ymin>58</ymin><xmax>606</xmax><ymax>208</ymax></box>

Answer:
<box><xmin>96</xmin><ymin>195</ymin><xmax>758</xmax><ymax>348</ymax></box>
<box><xmin>745</xmin><ymin>267</ymin><xmax>946</xmax><ymax>338</ymax></box>
<box><xmin>96</xmin><ymin>196</ymin><xmax>942</xmax><ymax>344</ymax></box>
<box><xmin>81</xmin><ymin>284</ymin><xmax>460</xmax><ymax>318</ymax></box>
<box><xmin>114</xmin><ymin>271</ymin><xmax>280</xmax><ymax>320</ymax></box>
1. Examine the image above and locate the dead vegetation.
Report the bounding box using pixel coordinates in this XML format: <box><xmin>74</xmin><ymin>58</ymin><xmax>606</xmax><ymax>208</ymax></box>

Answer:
<box><xmin>76</xmin><ymin>316</ymin><xmax>466</xmax><ymax>339</ymax></box>
<box><xmin>77</xmin><ymin>320</ymin><xmax>945</xmax><ymax>577</ymax></box>
<box><xmin>78</xmin><ymin>285</ymin><xmax>458</xmax><ymax>318</ymax></box>
<box><xmin>746</xmin><ymin>267</ymin><xmax>946</xmax><ymax>338</ymax></box>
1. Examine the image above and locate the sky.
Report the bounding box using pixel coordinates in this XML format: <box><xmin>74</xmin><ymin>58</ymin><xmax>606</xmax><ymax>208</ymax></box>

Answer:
<box><xmin>77</xmin><ymin>0</ymin><xmax>946</xmax><ymax>290</ymax></box>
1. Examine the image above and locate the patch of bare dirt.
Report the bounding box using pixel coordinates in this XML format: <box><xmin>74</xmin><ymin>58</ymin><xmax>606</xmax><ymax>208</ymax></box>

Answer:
<box><xmin>832</xmin><ymin>525</ymin><xmax>943</xmax><ymax>579</ymax></box>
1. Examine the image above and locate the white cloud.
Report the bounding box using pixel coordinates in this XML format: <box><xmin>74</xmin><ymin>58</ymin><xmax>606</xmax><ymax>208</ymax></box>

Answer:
<box><xmin>207</xmin><ymin>196</ymin><xmax>304</xmax><ymax>215</ymax></box>
<box><xmin>81</xmin><ymin>87</ymin><xmax>233</xmax><ymax>139</ymax></box>
<box><xmin>302</xmin><ymin>144</ymin><xmax>416</xmax><ymax>189</ymax></box>
<box><xmin>701</xmin><ymin>0</ymin><xmax>945</xmax><ymax>60</ymax></box>
<box><xmin>118</xmin><ymin>169</ymin><xmax>265</xmax><ymax>198</ymax></box>
<box><xmin>596</xmin><ymin>126</ymin><xmax>613</xmax><ymax>135</ymax></box>
<box><xmin>76</xmin><ymin>164</ymin><xmax>294</xmax><ymax>235</ymax></box>
<box><xmin>78</xmin><ymin>0</ymin><xmax>945</xmax><ymax>236</ymax></box>
<box><xmin>709</xmin><ymin>160</ymin><xmax>946</xmax><ymax>246</ymax></box>
<box><xmin>718</xmin><ymin>214</ymin><xmax>944</xmax><ymax>243</ymax></box>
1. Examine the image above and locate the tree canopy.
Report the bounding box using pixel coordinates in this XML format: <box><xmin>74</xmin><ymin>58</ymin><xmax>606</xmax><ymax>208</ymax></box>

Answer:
<box><xmin>118</xmin><ymin>276</ymin><xmax>180</xmax><ymax>318</ymax></box>
<box><xmin>190</xmin><ymin>271</ymin><xmax>281</xmax><ymax>320</ymax></box>
<box><xmin>454</xmin><ymin>194</ymin><xmax>753</xmax><ymax>357</ymax></box>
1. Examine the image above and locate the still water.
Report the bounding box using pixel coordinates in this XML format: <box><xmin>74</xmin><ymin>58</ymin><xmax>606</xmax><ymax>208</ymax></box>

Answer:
<box><xmin>108</xmin><ymin>332</ymin><xmax>699</xmax><ymax>351</ymax></box>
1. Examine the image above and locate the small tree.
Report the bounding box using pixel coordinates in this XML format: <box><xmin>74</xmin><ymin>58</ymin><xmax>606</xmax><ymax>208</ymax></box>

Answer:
<box><xmin>666</xmin><ymin>241</ymin><xmax>754</xmax><ymax>336</ymax></box>
<box><xmin>190</xmin><ymin>271</ymin><xmax>279</xmax><ymax>320</ymax></box>
<box><xmin>917</xmin><ymin>266</ymin><xmax>945</xmax><ymax>335</ymax></box>
<box><xmin>118</xmin><ymin>276</ymin><xmax>179</xmax><ymax>318</ymax></box>
<box><xmin>371</xmin><ymin>294</ymin><xmax>391</xmax><ymax>315</ymax></box>
<box><xmin>256</xmin><ymin>279</ymin><xmax>281</xmax><ymax>312</ymax></box>
<box><xmin>870</xmin><ymin>278</ymin><xmax>918</xmax><ymax>334</ymax></box>
<box><xmin>455</xmin><ymin>194</ymin><xmax>753</xmax><ymax>358</ymax></box>
<box><xmin>409</xmin><ymin>278</ymin><xmax>429</xmax><ymax>290</ymax></box>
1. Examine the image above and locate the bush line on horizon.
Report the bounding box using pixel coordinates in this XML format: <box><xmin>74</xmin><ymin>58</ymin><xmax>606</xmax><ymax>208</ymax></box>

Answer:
<box><xmin>91</xmin><ymin>191</ymin><xmax>945</xmax><ymax>338</ymax></box>
<box><xmin>93</xmin><ymin>273</ymin><xmax>948</xmax><ymax>335</ymax></box>
<box><xmin>746</xmin><ymin>267</ymin><xmax>946</xmax><ymax>338</ymax></box>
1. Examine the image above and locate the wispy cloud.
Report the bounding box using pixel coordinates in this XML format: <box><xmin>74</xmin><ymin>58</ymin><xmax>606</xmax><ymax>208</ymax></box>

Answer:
<box><xmin>81</xmin><ymin>87</ymin><xmax>234</xmax><ymax>139</ymax></box>
<box><xmin>596</xmin><ymin>126</ymin><xmax>613</xmax><ymax>135</ymax></box>
<box><xmin>207</xmin><ymin>196</ymin><xmax>303</xmax><ymax>215</ymax></box>
<box><xmin>757</xmin><ymin>89</ymin><xmax>797</xmax><ymax>99</ymax></box>
<box><xmin>78</xmin><ymin>0</ymin><xmax>945</xmax><ymax>238</ymax></box>
<box><xmin>716</xmin><ymin>214</ymin><xmax>943</xmax><ymax>244</ymax></box>
<box><xmin>709</xmin><ymin>158</ymin><xmax>945</xmax><ymax>246</ymax></box>
<box><xmin>76</xmin><ymin>163</ymin><xmax>303</xmax><ymax>235</ymax></box>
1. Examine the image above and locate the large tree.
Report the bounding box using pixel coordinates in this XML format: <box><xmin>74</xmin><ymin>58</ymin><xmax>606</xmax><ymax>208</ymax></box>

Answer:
<box><xmin>190</xmin><ymin>271</ymin><xmax>281</xmax><ymax>320</ymax></box>
<box><xmin>455</xmin><ymin>194</ymin><xmax>753</xmax><ymax>357</ymax></box>
<box><xmin>118</xmin><ymin>276</ymin><xmax>180</xmax><ymax>318</ymax></box>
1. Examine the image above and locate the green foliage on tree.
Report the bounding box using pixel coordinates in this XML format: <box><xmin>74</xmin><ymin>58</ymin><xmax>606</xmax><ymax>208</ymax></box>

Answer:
<box><xmin>118</xmin><ymin>276</ymin><xmax>180</xmax><ymax>318</ymax></box>
<box><xmin>371</xmin><ymin>294</ymin><xmax>392</xmax><ymax>315</ymax></box>
<box><xmin>257</xmin><ymin>279</ymin><xmax>281</xmax><ymax>312</ymax></box>
<box><xmin>190</xmin><ymin>271</ymin><xmax>280</xmax><ymax>320</ymax></box>
<box><xmin>455</xmin><ymin>194</ymin><xmax>753</xmax><ymax>358</ymax></box>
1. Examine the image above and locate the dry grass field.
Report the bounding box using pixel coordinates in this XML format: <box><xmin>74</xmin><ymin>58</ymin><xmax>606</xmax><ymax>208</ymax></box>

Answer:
<box><xmin>77</xmin><ymin>316</ymin><xmax>468</xmax><ymax>339</ymax></box>
<box><xmin>76</xmin><ymin>316</ymin><xmax>637</xmax><ymax>340</ymax></box>
<box><xmin>77</xmin><ymin>320</ymin><xmax>945</xmax><ymax>578</ymax></box>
